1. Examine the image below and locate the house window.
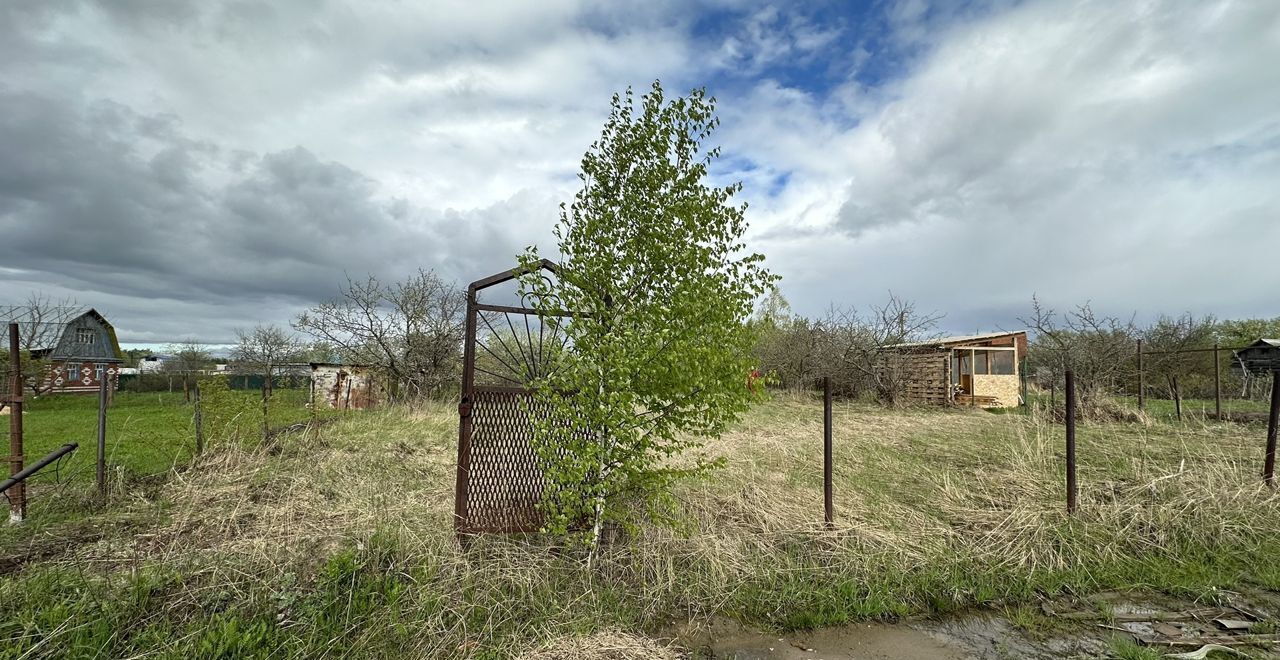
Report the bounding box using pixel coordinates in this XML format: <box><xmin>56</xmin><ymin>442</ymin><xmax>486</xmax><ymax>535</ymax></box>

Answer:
<box><xmin>66</xmin><ymin>362</ymin><xmax>81</xmax><ymax>383</ymax></box>
<box><xmin>95</xmin><ymin>363</ymin><xmax>105</xmax><ymax>382</ymax></box>
<box><xmin>77</xmin><ymin>328</ymin><xmax>95</xmax><ymax>345</ymax></box>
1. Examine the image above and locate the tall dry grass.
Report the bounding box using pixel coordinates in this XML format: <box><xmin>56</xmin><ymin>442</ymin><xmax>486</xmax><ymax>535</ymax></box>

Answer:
<box><xmin>10</xmin><ymin>393</ymin><xmax>1280</xmax><ymax>657</ymax></box>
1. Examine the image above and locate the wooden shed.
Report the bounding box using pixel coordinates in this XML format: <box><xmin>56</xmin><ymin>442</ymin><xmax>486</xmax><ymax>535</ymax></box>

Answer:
<box><xmin>1233</xmin><ymin>339</ymin><xmax>1280</xmax><ymax>375</ymax></box>
<box><xmin>889</xmin><ymin>331</ymin><xmax>1028</xmax><ymax>408</ymax></box>
<box><xmin>309</xmin><ymin>362</ymin><xmax>380</xmax><ymax>410</ymax></box>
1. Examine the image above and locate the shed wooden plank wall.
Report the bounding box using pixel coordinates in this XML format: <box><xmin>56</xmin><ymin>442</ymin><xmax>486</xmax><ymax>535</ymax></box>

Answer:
<box><xmin>894</xmin><ymin>350</ymin><xmax>951</xmax><ymax>405</ymax></box>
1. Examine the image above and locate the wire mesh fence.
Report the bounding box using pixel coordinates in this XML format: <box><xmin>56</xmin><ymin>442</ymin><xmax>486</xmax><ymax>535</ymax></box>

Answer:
<box><xmin>1027</xmin><ymin>342</ymin><xmax>1277</xmax><ymax>423</ymax></box>
<box><xmin>1</xmin><ymin>380</ymin><xmax>326</xmax><ymax>521</ymax></box>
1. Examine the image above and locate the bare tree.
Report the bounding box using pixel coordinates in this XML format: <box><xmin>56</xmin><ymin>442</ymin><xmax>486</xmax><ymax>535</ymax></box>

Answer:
<box><xmin>232</xmin><ymin>324</ymin><xmax>303</xmax><ymax>397</ymax></box>
<box><xmin>232</xmin><ymin>324</ymin><xmax>303</xmax><ymax>438</ymax></box>
<box><xmin>162</xmin><ymin>339</ymin><xmax>213</xmax><ymax>402</ymax></box>
<box><xmin>1021</xmin><ymin>296</ymin><xmax>1138</xmax><ymax>404</ymax></box>
<box><xmin>1141</xmin><ymin>313</ymin><xmax>1218</xmax><ymax>400</ymax></box>
<box><xmin>751</xmin><ymin>288</ymin><xmax>821</xmax><ymax>391</ymax></box>
<box><xmin>293</xmin><ymin>269</ymin><xmax>466</xmax><ymax>399</ymax></box>
<box><xmin>1</xmin><ymin>292</ymin><xmax>84</xmax><ymax>403</ymax></box>
<box><xmin>815</xmin><ymin>294</ymin><xmax>942</xmax><ymax>403</ymax></box>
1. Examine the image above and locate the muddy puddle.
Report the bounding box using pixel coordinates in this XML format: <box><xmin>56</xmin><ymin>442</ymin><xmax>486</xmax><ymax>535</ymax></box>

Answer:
<box><xmin>676</xmin><ymin>590</ymin><xmax>1280</xmax><ymax>659</ymax></box>
<box><xmin>684</xmin><ymin>616</ymin><xmax>1098</xmax><ymax>659</ymax></box>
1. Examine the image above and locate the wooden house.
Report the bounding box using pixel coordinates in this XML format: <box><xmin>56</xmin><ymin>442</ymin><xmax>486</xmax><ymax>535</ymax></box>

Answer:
<box><xmin>889</xmin><ymin>331</ymin><xmax>1027</xmax><ymax>408</ymax></box>
<box><xmin>30</xmin><ymin>309</ymin><xmax>125</xmax><ymax>394</ymax></box>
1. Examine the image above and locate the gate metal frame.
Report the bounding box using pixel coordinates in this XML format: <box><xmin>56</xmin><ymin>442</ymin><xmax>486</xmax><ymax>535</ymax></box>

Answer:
<box><xmin>454</xmin><ymin>259</ymin><xmax>572</xmax><ymax>536</ymax></box>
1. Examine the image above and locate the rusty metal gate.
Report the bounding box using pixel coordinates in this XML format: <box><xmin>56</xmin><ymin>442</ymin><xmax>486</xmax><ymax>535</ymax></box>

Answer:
<box><xmin>454</xmin><ymin>259</ymin><xmax>576</xmax><ymax>535</ymax></box>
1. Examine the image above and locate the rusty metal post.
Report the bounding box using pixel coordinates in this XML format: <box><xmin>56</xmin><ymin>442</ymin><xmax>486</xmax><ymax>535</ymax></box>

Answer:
<box><xmin>261</xmin><ymin>382</ymin><xmax>269</xmax><ymax>440</ymax></box>
<box><xmin>8</xmin><ymin>323</ymin><xmax>25</xmax><ymax>523</ymax></box>
<box><xmin>1065</xmin><ymin>369</ymin><xmax>1078</xmax><ymax>514</ymax></box>
<box><xmin>454</xmin><ymin>287</ymin><xmax>479</xmax><ymax>537</ymax></box>
<box><xmin>823</xmin><ymin>376</ymin><xmax>833</xmax><ymax>527</ymax></box>
<box><xmin>1172</xmin><ymin>375</ymin><xmax>1182</xmax><ymax>422</ymax></box>
<box><xmin>1136</xmin><ymin>339</ymin><xmax>1145</xmax><ymax>412</ymax></box>
<box><xmin>1020</xmin><ymin>358</ymin><xmax>1028</xmax><ymax>409</ymax></box>
<box><xmin>1265</xmin><ymin>373</ymin><xmax>1279</xmax><ymax>487</ymax></box>
<box><xmin>194</xmin><ymin>382</ymin><xmax>204</xmax><ymax>456</ymax></box>
<box><xmin>970</xmin><ymin>348</ymin><xmax>977</xmax><ymax>407</ymax></box>
<box><xmin>1214</xmin><ymin>342</ymin><xmax>1222</xmax><ymax>420</ymax></box>
<box><xmin>97</xmin><ymin>365</ymin><xmax>108</xmax><ymax>499</ymax></box>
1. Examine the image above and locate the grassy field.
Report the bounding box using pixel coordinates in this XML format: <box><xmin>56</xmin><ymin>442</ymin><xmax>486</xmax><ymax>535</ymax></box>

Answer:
<box><xmin>1</xmin><ymin>394</ymin><xmax>1278</xmax><ymax>657</ymax></box>
<box><xmin>1115</xmin><ymin>395</ymin><xmax>1275</xmax><ymax>422</ymax></box>
<box><xmin>0</xmin><ymin>389</ymin><xmax>329</xmax><ymax>521</ymax></box>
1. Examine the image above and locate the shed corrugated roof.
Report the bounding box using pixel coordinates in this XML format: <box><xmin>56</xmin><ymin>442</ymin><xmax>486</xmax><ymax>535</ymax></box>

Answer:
<box><xmin>891</xmin><ymin>330</ymin><xmax>1025</xmax><ymax>349</ymax></box>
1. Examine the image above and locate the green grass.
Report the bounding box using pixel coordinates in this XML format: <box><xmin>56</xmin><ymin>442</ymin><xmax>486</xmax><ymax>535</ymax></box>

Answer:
<box><xmin>2</xmin><ymin>389</ymin><xmax>321</xmax><ymax>483</ymax></box>
<box><xmin>1106</xmin><ymin>636</ymin><xmax>1163</xmax><ymax>660</ymax></box>
<box><xmin>0</xmin><ymin>389</ymin><xmax>336</xmax><ymax>537</ymax></box>
<box><xmin>1</xmin><ymin>395</ymin><xmax>1278</xmax><ymax>658</ymax></box>
<box><xmin>1024</xmin><ymin>391</ymin><xmax>1274</xmax><ymax>422</ymax></box>
<box><xmin>1113</xmin><ymin>395</ymin><xmax>1273</xmax><ymax>421</ymax></box>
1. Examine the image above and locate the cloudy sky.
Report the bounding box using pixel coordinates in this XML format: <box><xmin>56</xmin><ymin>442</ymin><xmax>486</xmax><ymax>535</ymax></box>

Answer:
<box><xmin>2</xmin><ymin>0</ymin><xmax>1278</xmax><ymax>347</ymax></box>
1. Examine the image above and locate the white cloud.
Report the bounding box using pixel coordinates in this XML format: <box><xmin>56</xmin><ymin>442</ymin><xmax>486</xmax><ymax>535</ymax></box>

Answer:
<box><xmin>2</xmin><ymin>0</ymin><xmax>1278</xmax><ymax>344</ymax></box>
<box><xmin>730</xmin><ymin>0</ymin><xmax>1280</xmax><ymax>328</ymax></box>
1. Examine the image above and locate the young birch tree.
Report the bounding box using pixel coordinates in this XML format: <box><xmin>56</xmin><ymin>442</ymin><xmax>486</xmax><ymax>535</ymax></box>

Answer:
<box><xmin>519</xmin><ymin>81</ymin><xmax>776</xmax><ymax>550</ymax></box>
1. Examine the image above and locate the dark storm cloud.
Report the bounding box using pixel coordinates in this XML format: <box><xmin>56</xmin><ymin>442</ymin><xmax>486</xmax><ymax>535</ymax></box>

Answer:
<box><xmin>0</xmin><ymin>88</ymin><xmax>547</xmax><ymax>342</ymax></box>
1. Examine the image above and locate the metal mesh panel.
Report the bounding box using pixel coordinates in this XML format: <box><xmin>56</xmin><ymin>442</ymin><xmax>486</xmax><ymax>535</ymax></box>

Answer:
<box><xmin>461</xmin><ymin>388</ymin><xmax>552</xmax><ymax>532</ymax></box>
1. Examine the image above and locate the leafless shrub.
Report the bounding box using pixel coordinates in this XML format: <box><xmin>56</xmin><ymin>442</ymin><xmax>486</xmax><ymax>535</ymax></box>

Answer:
<box><xmin>1021</xmin><ymin>296</ymin><xmax>1137</xmax><ymax>405</ymax></box>
<box><xmin>813</xmin><ymin>293</ymin><xmax>942</xmax><ymax>404</ymax></box>
<box><xmin>751</xmin><ymin>289</ymin><xmax>821</xmax><ymax>390</ymax></box>
<box><xmin>0</xmin><ymin>292</ymin><xmax>83</xmax><ymax>403</ymax></box>
<box><xmin>293</xmin><ymin>269</ymin><xmax>466</xmax><ymax>399</ymax></box>
<box><xmin>1141</xmin><ymin>313</ymin><xmax>1218</xmax><ymax>400</ymax></box>
<box><xmin>160</xmin><ymin>339</ymin><xmax>213</xmax><ymax>402</ymax></box>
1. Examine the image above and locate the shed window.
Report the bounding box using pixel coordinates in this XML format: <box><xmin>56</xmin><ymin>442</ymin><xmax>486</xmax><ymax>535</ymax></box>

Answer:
<box><xmin>990</xmin><ymin>351</ymin><xmax>1015</xmax><ymax>375</ymax></box>
<box><xmin>76</xmin><ymin>328</ymin><xmax>95</xmax><ymax>345</ymax></box>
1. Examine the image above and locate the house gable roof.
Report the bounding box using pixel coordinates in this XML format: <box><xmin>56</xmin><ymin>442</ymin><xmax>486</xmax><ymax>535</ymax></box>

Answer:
<box><xmin>48</xmin><ymin>309</ymin><xmax>124</xmax><ymax>362</ymax></box>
